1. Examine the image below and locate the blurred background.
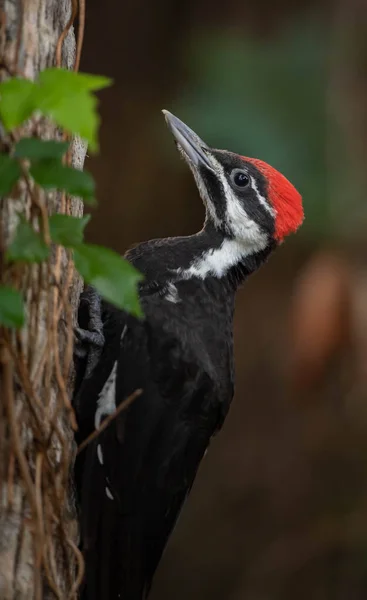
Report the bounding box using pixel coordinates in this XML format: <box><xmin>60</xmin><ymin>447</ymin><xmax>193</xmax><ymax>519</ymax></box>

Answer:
<box><xmin>81</xmin><ymin>1</ymin><xmax>367</xmax><ymax>598</ymax></box>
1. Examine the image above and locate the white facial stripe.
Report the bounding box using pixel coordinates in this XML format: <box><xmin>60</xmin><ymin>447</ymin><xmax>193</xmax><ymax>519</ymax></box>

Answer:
<box><xmin>224</xmin><ymin>184</ymin><xmax>265</xmax><ymax>244</ymax></box>
<box><xmin>171</xmin><ymin>155</ymin><xmax>270</xmax><ymax>281</ymax></box>
<box><xmin>185</xmin><ymin>148</ymin><xmax>274</xmax><ymax>232</ymax></box>
<box><xmin>210</xmin><ymin>155</ymin><xmax>268</xmax><ymax>244</ymax></box>
<box><xmin>250</xmin><ymin>176</ymin><xmax>275</xmax><ymax>217</ymax></box>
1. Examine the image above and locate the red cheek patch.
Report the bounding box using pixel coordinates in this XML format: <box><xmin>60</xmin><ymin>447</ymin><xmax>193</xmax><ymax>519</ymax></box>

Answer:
<box><xmin>243</xmin><ymin>157</ymin><xmax>304</xmax><ymax>241</ymax></box>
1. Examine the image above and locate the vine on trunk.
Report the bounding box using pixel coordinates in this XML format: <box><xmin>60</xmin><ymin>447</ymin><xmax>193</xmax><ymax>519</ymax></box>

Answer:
<box><xmin>0</xmin><ymin>4</ymin><xmax>142</xmax><ymax>597</ymax></box>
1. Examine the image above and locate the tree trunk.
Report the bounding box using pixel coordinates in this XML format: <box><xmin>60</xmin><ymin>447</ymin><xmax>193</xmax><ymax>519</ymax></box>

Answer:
<box><xmin>0</xmin><ymin>1</ymin><xmax>85</xmax><ymax>598</ymax></box>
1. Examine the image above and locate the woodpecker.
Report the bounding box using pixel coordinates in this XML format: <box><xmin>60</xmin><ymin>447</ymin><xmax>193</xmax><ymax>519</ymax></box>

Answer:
<box><xmin>73</xmin><ymin>111</ymin><xmax>304</xmax><ymax>600</ymax></box>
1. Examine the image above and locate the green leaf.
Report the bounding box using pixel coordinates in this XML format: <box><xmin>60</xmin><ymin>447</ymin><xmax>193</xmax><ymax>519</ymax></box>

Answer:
<box><xmin>30</xmin><ymin>160</ymin><xmax>96</xmax><ymax>203</ymax></box>
<box><xmin>0</xmin><ymin>285</ymin><xmax>25</xmax><ymax>328</ymax></box>
<box><xmin>14</xmin><ymin>138</ymin><xmax>69</xmax><ymax>160</ymax></box>
<box><xmin>35</xmin><ymin>68</ymin><xmax>112</xmax><ymax>152</ymax></box>
<box><xmin>38</xmin><ymin>69</ymin><xmax>112</xmax><ymax>93</ymax></box>
<box><xmin>0</xmin><ymin>70</ymin><xmax>111</xmax><ymax>151</ymax></box>
<box><xmin>6</xmin><ymin>219</ymin><xmax>49</xmax><ymax>263</ymax></box>
<box><xmin>73</xmin><ymin>243</ymin><xmax>143</xmax><ymax>316</ymax></box>
<box><xmin>42</xmin><ymin>93</ymin><xmax>100</xmax><ymax>153</ymax></box>
<box><xmin>0</xmin><ymin>78</ymin><xmax>37</xmax><ymax>130</ymax></box>
<box><xmin>49</xmin><ymin>214</ymin><xmax>90</xmax><ymax>247</ymax></box>
<box><xmin>0</xmin><ymin>153</ymin><xmax>22</xmax><ymax>195</ymax></box>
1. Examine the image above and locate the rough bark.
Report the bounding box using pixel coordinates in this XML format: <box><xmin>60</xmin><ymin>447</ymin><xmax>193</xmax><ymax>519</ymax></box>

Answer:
<box><xmin>0</xmin><ymin>1</ymin><xmax>85</xmax><ymax>598</ymax></box>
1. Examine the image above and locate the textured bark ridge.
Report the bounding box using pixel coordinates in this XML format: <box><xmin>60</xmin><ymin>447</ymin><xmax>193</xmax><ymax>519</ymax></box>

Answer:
<box><xmin>0</xmin><ymin>1</ymin><xmax>85</xmax><ymax>598</ymax></box>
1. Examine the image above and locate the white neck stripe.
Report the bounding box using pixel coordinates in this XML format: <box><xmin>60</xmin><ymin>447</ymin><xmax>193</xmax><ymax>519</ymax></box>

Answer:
<box><xmin>174</xmin><ymin>236</ymin><xmax>268</xmax><ymax>280</ymax></box>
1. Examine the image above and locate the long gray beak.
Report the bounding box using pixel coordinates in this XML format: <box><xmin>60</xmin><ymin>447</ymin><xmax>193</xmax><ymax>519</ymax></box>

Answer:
<box><xmin>162</xmin><ymin>110</ymin><xmax>215</xmax><ymax>172</ymax></box>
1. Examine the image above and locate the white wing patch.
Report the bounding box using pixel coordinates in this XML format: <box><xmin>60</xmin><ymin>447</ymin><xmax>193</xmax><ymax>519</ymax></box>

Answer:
<box><xmin>97</xmin><ymin>444</ymin><xmax>104</xmax><ymax>465</ymax></box>
<box><xmin>95</xmin><ymin>325</ymin><xmax>129</xmax><ymax>497</ymax></box>
<box><xmin>105</xmin><ymin>486</ymin><xmax>114</xmax><ymax>500</ymax></box>
<box><xmin>165</xmin><ymin>282</ymin><xmax>181</xmax><ymax>303</ymax></box>
<box><xmin>94</xmin><ymin>360</ymin><xmax>118</xmax><ymax>430</ymax></box>
<box><xmin>93</xmin><ymin>326</ymin><xmax>128</xmax><ymax>431</ymax></box>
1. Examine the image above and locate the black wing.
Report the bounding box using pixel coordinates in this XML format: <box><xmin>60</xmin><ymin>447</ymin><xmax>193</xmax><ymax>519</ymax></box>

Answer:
<box><xmin>74</xmin><ymin>291</ymin><xmax>230</xmax><ymax>600</ymax></box>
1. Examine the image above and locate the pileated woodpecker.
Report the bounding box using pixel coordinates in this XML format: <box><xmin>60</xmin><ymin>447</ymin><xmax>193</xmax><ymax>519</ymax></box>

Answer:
<box><xmin>73</xmin><ymin>111</ymin><xmax>303</xmax><ymax>600</ymax></box>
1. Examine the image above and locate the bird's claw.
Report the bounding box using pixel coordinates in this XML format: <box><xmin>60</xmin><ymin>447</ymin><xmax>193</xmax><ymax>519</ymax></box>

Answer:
<box><xmin>74</xmin><ymin>286</ymin><xmax>106</xmax><ymax>379</ymax></box>
<box><xmin>74</xmin><ymin>326</ymin><xmax>105</xmax><ymax>358</ymax></box>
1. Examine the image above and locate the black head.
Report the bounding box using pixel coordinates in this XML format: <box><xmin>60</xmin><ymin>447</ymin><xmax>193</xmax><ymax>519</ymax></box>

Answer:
<box><xmin>163</xmin><ymin>110</ymin><xmax>303</xmax><ymax>250</ymax></box>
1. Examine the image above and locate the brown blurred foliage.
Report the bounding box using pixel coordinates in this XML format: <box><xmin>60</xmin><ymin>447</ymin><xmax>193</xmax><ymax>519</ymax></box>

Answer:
<box><xmin>289</xmin><ymin>251</ymin><xmax>352</xmax><ymax>392</ymax></box>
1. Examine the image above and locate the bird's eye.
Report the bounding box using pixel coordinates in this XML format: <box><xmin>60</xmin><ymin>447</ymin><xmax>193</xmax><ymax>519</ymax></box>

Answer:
<box><xmin>231</xmin><ymin>169</ymin><xmax>250</xmax><ymax>188</ymax></box>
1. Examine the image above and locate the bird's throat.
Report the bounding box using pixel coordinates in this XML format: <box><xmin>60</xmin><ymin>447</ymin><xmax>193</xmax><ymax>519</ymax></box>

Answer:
<box><xmin>127</xmin><ymin>228</ymin><xmax>274</xmax><ymax>291</ymax></box>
